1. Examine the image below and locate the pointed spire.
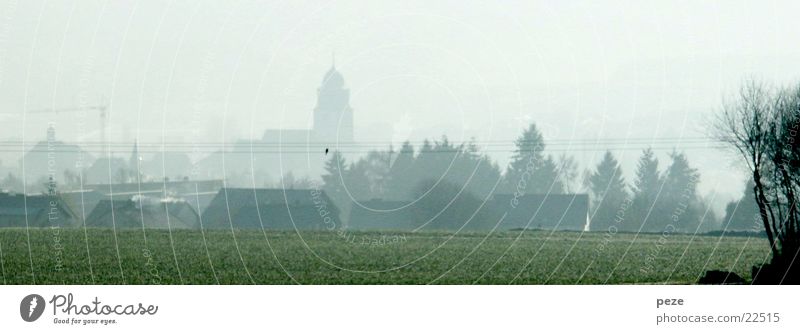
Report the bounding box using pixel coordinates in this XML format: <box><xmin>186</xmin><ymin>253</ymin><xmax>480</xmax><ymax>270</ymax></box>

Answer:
<box><xmin>129</xmin><ymin>138</ymin><xmax>140</xmax><ymax>170</ymax></box>
<box><xmin>46</xmin><ymin>124</ymin><xmax>56</xmax><ymax>142</ymax></box>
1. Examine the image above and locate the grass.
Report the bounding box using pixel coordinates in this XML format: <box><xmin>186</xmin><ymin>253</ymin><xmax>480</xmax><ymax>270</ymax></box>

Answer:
<box><xmin>0</xmin><ymin>228</ymin><xmax>771</xmax><ymax>284</ymax></box>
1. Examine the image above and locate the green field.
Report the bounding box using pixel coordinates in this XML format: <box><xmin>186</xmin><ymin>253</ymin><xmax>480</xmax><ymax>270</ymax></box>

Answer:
<box><xmin>0</xmin><ymin>228</ymin><xmax>771</xmax><ymax>284</ymax></box>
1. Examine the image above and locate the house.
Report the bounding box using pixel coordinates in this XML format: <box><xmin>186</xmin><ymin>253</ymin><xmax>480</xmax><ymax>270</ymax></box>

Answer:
<box><xmin>0</xmin><ymin>192</ymin><xmax>77</xmax><ymax>228</ymax></box>
<box><xmin>83</xmin><ymin>157</ymin><xmax>130</xmax><ymax>185</ymax></box>
<box><xmin>345</xmin><ymin>194</ymin><xmax>589</xmax><ymax>232</ymax></box>
<box><xmin>201</xmin><ymin>188</ymin><xmax>341</xmax><ymax>230</ymax></box>
<box><xmin>194</xmin><ymin>65</ymin><xmax>355</xmax><ymax>182</ymax></box>
<box><xmin>492</xmin><ymin>194</ymin><xmax>589</xmax><ymax>231</ymax></box>
<box><xmin>57</xmin><ymin>190</ymin><xmax>106</xmax><ymax>223</ymax></box>
<box><xmin>19</xmin><ymin>125</ymin><xmax>94</xmax><ymax>184</ymax></box>
<box><xmin>85</xmin><ymin>197</ymin><xmax>200</xmax><ymax>229</ymax></box>
<box><xmin>85</xmin><ymin>179</ymin><xmax>223</xmax><ymax>213</ymax></box>
<box><xmin>348</xmin><ymin>200</ymin><xmax>415</xmax><ymax>230</ymax></box>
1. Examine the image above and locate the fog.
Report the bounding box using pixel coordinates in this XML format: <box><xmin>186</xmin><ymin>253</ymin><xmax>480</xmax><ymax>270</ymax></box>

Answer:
<box><xmin>1</xmin><ymin>0</ymin><xmax>800</xmax><ymax>215</ymax></box>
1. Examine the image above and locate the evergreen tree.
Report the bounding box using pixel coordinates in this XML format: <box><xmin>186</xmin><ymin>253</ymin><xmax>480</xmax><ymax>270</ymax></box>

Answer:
<box><xmin>358</xmin><ymin>150</ymin><xmax>392</xmax><ymax>199</ymax></box>
<box><xmin>459</xmin><ymin>140</ymin><xmax>503</xmax><ymax>198</ymax></box>
<box><xmin>629</xmin><ymin>148</ymin><xmax>662</xmax><ymax>231</ymax></box>
<box><xmin>660</xmin><ymin>151</ymin><xmax>701</xmax><ymax>232</ymax></box>
<box><xmin>409</xmin><ymin>139</ymin><xmax>436</xmax><ymax>190</ymax></box>
<box><xmin>386</xmin><ymin>141</ymin><xmax>416</xmax><ymax>200</ymax></box>
<box><xmin>345</xmin><ymin>160</ymin><xmax>373</xmax><ymax>201</ymax></box>
<box><xmin>321</xmin><ymin>151</ymin><xmax>350</xmax><ymax>215</ymax></box>
<box><xmin>540</xmin><ymin>156</ymin><xmax>565</xmax><ymax>194</ymax></box>
<box><xmin>502</xmin><ymin>123</ymin><xmax>563</xmax><ymax>194</ymax></box>
<box><xmin>587</xmin><ymin>151</ymin><xmax>629</xmax><ymax>231</ymax></box>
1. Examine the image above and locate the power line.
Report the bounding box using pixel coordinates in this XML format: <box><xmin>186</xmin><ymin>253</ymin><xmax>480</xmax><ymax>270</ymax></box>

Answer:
<box><xmin>0</xmin><ymin>146</ymin><xmax>728</xmax><ymax>154</ymax></box>
<box><xmin>0</xmin><ymin>137</ymin><xmax>729</xmax><ymax>154</ymax></box>
<box><xmin>0</xmin><ymin>137</ymin><xmax>725</xmax><ymax>154</ymax></box>
<box><xmin>0</xmin><ymin>137</ymin><xmax>725</xmax><ymax>147</ymax></box>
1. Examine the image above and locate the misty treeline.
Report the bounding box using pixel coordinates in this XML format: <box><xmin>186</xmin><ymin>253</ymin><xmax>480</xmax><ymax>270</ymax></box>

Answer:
<box><xmin>585</xmin><ymin>148</ymin><xmax>716</xmax><ymax>233</ymax></box>
<box><xmin>321</xmin><ymin>123</ymin><xmax>726</xmax><ymax>233</ymax></box>
<box><xmin>714</xmin><ymin>80</ymin><xmax>800</xmax><ymax>283</ymax></box>
<box><xmin>0</xmin><ymin>155</ymin><xmax>189</xmax><ymax>194</ymax></box>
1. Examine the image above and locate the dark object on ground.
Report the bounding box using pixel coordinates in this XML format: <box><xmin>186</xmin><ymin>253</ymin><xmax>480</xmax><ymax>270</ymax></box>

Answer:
<box><xmin>698</xmin><ymin>270</ymin><xmax>746</xmax><ymax>284</ymax></box>
<box><xmin>751</xmin><ymin>252</ymin><xmax>800</xmax><ymax>284</ymax></box>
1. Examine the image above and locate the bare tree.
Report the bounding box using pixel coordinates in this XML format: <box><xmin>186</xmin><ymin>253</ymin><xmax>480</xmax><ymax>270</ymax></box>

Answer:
<box><xmin>714</xmin><ymin>80</ymin><xmax>800</xmax><ymax>283</ymax></box>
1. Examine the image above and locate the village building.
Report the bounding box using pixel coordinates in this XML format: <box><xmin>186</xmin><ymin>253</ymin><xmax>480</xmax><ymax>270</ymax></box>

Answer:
<box><xmin>195</xmin><ymin>65</ymin><xmax>355</xmax><ymax>183</ymax></box>
<box><xmin>19</xmin><ymin>125</ymin><xmax>94</xmax><ymax>185</ymax></box>
<box><xmin>85</xmin><ymin>197</ymin><xmax>200</xmax><ymax>229</ymax></box>
<box><xmin>492</xmin><ymin>193</ymin><xmax>589</xmax><ymax>231</ymax></box>
<box><xmin>0</xmin><ymin>192</ymin><xmax>77</xmax><ymax>228</ymax></box>
<box><xmin>348</xmin><ymin>200</ymin><xmax>415</xmax><ymax>230</ymax></box>
<box><xmin>201</xmin><ymin>188</ymin><xmax>341</xmax><ymax>230</ymax></box>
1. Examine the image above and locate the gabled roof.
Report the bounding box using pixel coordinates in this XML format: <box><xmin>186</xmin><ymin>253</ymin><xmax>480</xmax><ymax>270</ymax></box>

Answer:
<box><xmin>209</xmin><ymin>188</ymin><xmax>328</xmax><ymax>206</ymax></box>
<box><xmin>0</xmin><ymin>192</ymin><xmax>77</xmax><ymax>227</ymax></box>
<box><xmin>85</xmin><ymin>179</ymin><xmax>224</xmax><ymax>195</ymax></box>
<box><xmin>85</xmin><ymin>198</ymin><xmax>199</xmax><ymax>229</ymax></box>
<box><xmin>57</xmin><ymin>190</ymin><xmax>106</xmax><ymax>221</ymax></box>
<box><xmin>202</xmin><ymin>188</ymin><xmax>340</xmax><ymax>229</ymax></box>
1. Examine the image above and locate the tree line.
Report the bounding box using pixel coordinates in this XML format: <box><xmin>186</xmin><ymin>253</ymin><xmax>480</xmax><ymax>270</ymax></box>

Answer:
<box><xmin>322</xmin><ymin>123</ymin><xmax>723</xmax><ymax>233</ymax></box>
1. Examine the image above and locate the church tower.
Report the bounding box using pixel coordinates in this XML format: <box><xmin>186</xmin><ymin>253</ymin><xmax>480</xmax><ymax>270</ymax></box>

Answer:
<box><xmin>313</xmin><ymin>62</ymin><xmax>354</xmax><ymax>144</ymax></box>
<box><xmin>46</xmin><ymin>124</ymin><xmax>56</xmax><ymax>142</ymax></box>
<box><xmin>129</xmin><ymin>139</ymin><xmax>141</xmax><ymax>178</ymax></box>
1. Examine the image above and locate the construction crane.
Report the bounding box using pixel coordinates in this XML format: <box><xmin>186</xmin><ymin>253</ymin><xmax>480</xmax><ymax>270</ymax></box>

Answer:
<box><xmin>26</xmin><ymin>104</ymin><xmax>109</xmax><ymax>156</ymax></box>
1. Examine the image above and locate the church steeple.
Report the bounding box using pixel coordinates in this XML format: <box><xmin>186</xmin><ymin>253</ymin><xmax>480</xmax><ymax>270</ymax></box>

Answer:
<box><xmin>129</xmin><ymin>139</ymin><xmax>141</xmax><ymax>175</ymax></box>
<box><xmin>314</xmin><ymin>61</ymin><xmax>353</xmax><ymax>143</ymax></box>
<box><xmin>46</xmin><ymin>124</ymin><xmax>56</xmax><ymax>142</ymax></box>
<box><xmin>321</xmin><ymin>65</ymin><xmax>345</xmax><ymax>90</ymax></box>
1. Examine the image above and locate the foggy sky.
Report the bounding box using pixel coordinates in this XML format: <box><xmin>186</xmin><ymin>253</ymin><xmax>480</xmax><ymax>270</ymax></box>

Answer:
<box><xmin>1</xmin><ymin>0</ymin><xmax>800</xmax><ymax>213</ymax></box>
